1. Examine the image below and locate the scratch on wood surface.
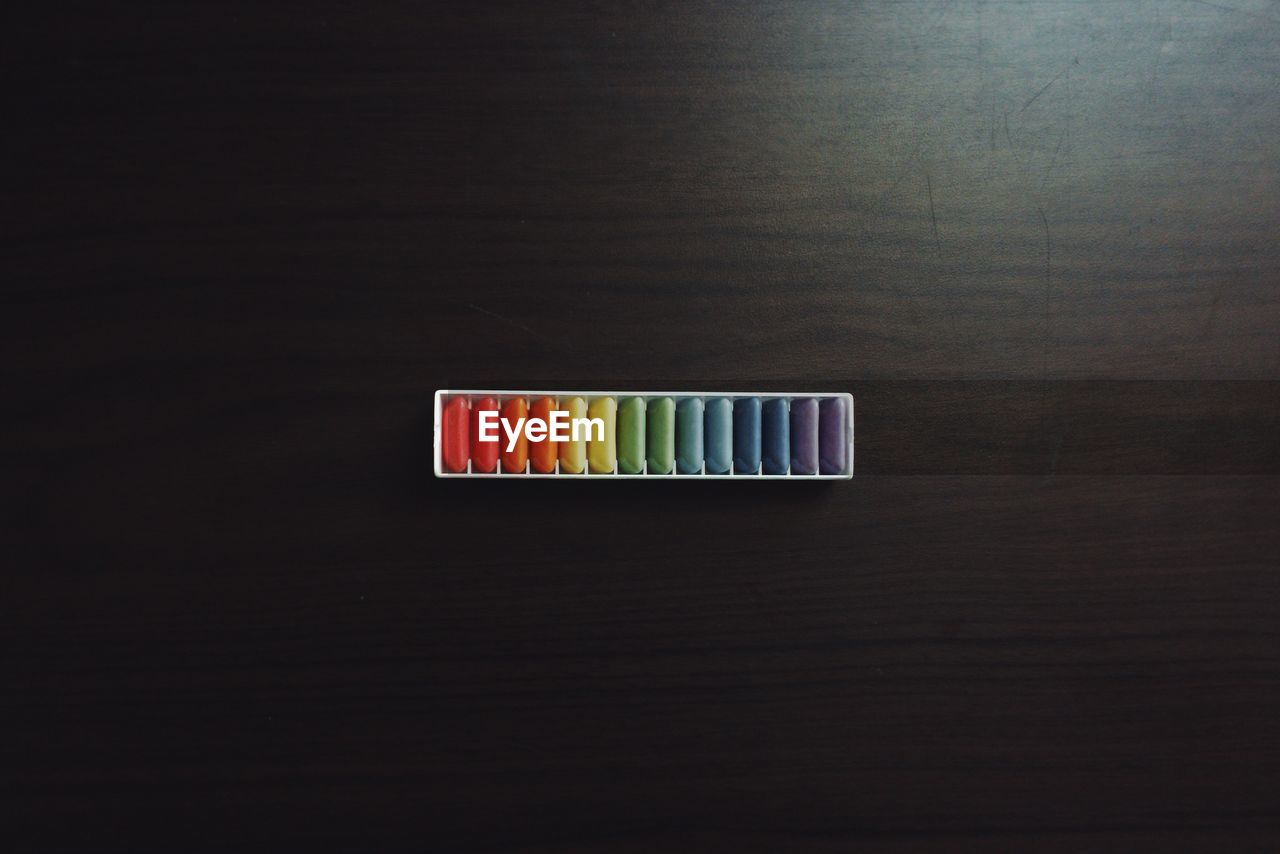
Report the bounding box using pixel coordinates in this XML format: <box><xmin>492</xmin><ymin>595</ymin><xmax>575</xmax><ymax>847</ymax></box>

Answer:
<box><xmin>1186</xmin><ymin>0</ymin><xmax>1280</xmax><ymax>25</ymax></box>
<box><xmin>1203</xmin><ymin>282</ymin><xmax>1224</xmax><ymax>338</ymax></box>
<box><xmin>1039</xmin><ymin>206</ymin><xmax>1052</xmax><ymax>376</ymax></box>
<box><xmin>926</xmin><ymin>172</ymin><xmax>943</xmax><ymax>260</ymax></box>
<box><xmin>449</xmin><ymin>299</ymin><xmax>552</xmax><ymax>343</ymax></box>
<box><xmin>1021</xmin><ymin>57</ymin><xmax>1078</xmax><ymax>113</ymax></box>
<box><xmin>925</xmin><ymin>171</ymin><xmax>960</xmax><ymax>338</ymax></box>
<box><xmin>1043</xmin><ymin>425</ymin><xmax>1065</xmax><ymax>483</ymax></box>
<box><xmin>1044</xmin><ymin>125</ymin><xmax>1068</xmax><ymax>187</ymax></box>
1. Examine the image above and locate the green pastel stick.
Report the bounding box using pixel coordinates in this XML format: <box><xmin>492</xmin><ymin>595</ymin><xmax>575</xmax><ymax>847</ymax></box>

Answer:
<box><xmin>617</xmin><ymin>396</ymin><xmax>646</xmax><ymax>474</ymax></box>
<box><xmin>645</xmin><ymin>397</ymin><xmax>675</xmax><ymax>474</ymax></box>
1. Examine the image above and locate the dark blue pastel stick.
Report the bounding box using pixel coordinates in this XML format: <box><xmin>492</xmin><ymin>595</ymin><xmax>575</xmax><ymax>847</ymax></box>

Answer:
<box><xmin>704</xmin><ymin>398</ymin><xmax>732</xmax><ymax>474</ymax></box>
<box><xmin>761</xmin><ymin>398</ymin><xmax>790</xmax><ymax>474</ymax></box>
<box><xmin>675</xmin><ymin>397</ymin><xmax>704</xmax><ymax>474</ymax></box>
<box><xmin>818</xmin><ymin>396</ymin><xmax>848</xmax><ymax>475</ymax></box>
<box><xmin>732</xmin><ymin>397</ymin><xmax>761</xmax><ymax>474</ymax></box>
<box><xmin>789</xmin><ymin>398</ymin><xmax>819</xmax><ymax>475</ymax></box>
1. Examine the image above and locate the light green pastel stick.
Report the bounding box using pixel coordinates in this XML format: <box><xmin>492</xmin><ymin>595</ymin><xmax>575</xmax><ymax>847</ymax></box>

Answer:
<box><xmin>617</xmin><ymin>396</ymin><xmax>646</xmax><ymax>474</ymax></box>
<box><xmin>646</xmin><ymin>397</ymin><xmax>675</xmax><ymax>474</ymax></box>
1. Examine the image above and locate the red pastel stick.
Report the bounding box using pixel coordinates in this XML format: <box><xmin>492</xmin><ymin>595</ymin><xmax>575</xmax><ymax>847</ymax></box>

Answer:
<box><xmin>501</xmin><ymin>397</ymin><xmax>529</xmax><ymax>473</ymax></box>
<box><xmin>470</xmin><ymin>396</ymin><xmax>500</xmax><ymax>473</ymax></box>
<box><xmin>442</xmin><ymin>396</ymin><xmax>470</xmax><ymax>472</ymax></box>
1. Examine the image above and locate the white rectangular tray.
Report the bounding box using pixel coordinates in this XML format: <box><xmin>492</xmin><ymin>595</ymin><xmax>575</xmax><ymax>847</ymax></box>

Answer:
<box><xmin>433</xmin><ymin>390</ymin><xmax>854</xmax><ymax>479</ymax></box>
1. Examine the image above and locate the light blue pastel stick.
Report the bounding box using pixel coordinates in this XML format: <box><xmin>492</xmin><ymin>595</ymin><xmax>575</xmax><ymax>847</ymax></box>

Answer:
<box><xmin>675</xmin><ymin>398</ymin><xmax>704</xmax><ymax>474</ymax></box>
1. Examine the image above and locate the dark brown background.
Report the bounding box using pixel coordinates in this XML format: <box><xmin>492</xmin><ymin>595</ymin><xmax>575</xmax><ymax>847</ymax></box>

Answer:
<box><xmin>5</xmin><ymin>1</ymin><xmax>1280</xmax><ymax>850</ymax></box>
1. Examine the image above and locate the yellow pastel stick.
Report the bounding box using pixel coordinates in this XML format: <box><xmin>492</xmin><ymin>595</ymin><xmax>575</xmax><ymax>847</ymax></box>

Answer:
<box><xmin>587</xmin><ymin>396</ymin><xmax>617</xmax><ymax>473</ymax></box>
<box><xmin>558</xmin><ymin>396</ymin><xmax>588</xmax><ymax>473</ymax></box>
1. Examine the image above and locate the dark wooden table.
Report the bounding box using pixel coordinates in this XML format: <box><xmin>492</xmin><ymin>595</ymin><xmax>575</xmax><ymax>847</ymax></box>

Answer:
<box><xmin>6</xmin><ymin>2</ymin><xmax>1279</xmax><ymax>850</ymax></box>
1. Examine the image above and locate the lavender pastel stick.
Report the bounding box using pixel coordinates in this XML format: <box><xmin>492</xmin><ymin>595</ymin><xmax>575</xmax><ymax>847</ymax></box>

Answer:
<box><xmin>789</xmin><ymin>398</ymin><xmax>819</xmax><ymax>475</ymax></box>
<box><xmin>818</xmin><ymin>397</ymin><xmax>848</xmax><ymax>475</ymax></box>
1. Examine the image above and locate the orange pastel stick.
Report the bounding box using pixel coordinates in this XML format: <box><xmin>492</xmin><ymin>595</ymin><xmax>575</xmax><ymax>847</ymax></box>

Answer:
<box><xmin>528</xmin><ymin>396</ymin><xmax>558</xmax><ymax>473</ymax></box>
<box><xmin>469</xmin><ymin>396</ymin><xmax>500</xmax><ymax>473</ymax></box>
<box><xmin>441</xmin><ymin>396</ymin><xmax>470</xmax><ymax>472</ymax></box>
<box><xmin>501</xmin><ymin>397</ymin><xmax>529</xmax><ymax>473</ymax></box>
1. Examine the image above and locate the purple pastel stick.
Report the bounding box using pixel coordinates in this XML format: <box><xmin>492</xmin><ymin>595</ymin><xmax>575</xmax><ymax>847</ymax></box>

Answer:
<box><xmin>818</xmin><ymin>397</ymin><xmax>848</xmax><ymax>475</ymax></box>
<box><xmin>789</xmin><ymin>398</ymin><xmax>819</xmax><ymax>475</ymax></box>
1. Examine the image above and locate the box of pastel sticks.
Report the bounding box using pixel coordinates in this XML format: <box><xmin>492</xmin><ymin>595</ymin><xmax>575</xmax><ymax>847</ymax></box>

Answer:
<box><xmin>433</xmin><ymin>390</ymin><xmax>854</xmax><ymax>479</ymax></box>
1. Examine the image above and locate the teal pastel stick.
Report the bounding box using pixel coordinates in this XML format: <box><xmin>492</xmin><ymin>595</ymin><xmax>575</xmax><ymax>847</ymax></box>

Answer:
<box><xmin>704</xmin><ymin>397</ymin><xmax>732</xmax><ymax>474</ymax></box>
<box><xmin>646</xmin><ymin>397</ymin><xmax>675</xmax><ymax>474</ymax></box>
<box><xmin>761</xmin><ymin>398</ymin><xmax>789</xmax><ymax>474</ymax></box>
<box><xmin>675</xmin><ymin>398</ymin><xmax>704</xmax><ymax>474</ymax></box>
<box><xmin>733</xmin><ymin>396</ymin><xmax>761</xmax><ymax>474</ymax></box>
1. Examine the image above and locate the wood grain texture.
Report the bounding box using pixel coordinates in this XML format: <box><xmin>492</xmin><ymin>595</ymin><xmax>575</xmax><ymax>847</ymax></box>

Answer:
<box><xmin>4</xmin><ymin>1</ymin><xmax>1280</xmax><ymax>850</ymax></box>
